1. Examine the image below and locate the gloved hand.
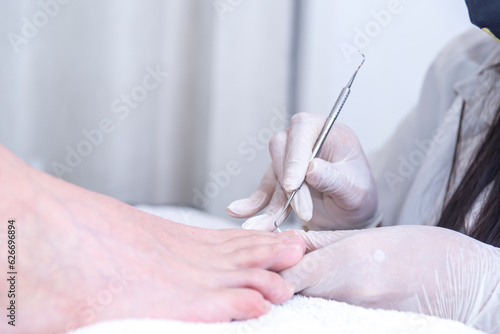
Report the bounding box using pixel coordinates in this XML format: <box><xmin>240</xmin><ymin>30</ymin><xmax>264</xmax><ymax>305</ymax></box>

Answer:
<box><xmin>226</xmin><ymin>112</ymin><xmax>379</xmax><ymax>231</ymax></box>
<box><xmin>280</xmin><ymin>226</ymin><xmax>500</xmax><ymax>333</ymax></box>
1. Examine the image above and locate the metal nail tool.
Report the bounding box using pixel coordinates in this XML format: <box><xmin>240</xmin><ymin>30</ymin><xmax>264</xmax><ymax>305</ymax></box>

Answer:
<box><xmin>274</xmin><ymin>51</ymin><xmax>366</xmax><ymax>232</ymax></box>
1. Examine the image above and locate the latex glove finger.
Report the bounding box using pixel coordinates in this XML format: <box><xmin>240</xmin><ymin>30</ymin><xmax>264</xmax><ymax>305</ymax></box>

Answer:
<box><xmin>269</xmin><ymin>130</ymin><xmax>288</xmax><ymax>182</ymax></box>
<box><xmin>242</xmin><ymin>183</ymin><xmax>290</xmax><ymax>231</ymax></box>
<box><xmin>280</xmin><ymin>228</ymin><xmax>388</xmax><ymax>295</ymax></box>
<box><xmin>290</xmin><ymin>183</ymin><xmax>313</xmax><ymax>222</ymax></box>
<box><xmin>282</xmin><ymin>113</ymin><xmax>327</xmax><ymax>192</ymax></box>
<box><xmin>281</xmin><ymin>227</ymin><xmax>390</xmax><ymax>295</ymax></box>
<box><xmin>282</xmin><ymin>225</ymin><xmax>500</xmax><ymax>334</ymax></box>
<box><xmin>269</xmin><ymin>129</ymin><xmax>313</xmax><ymax>222</ymax></box>
<box><xmin>305</xmin><ymin>158</ymin><xmax>372</xmax><ymax>210</ymax></box>
<box><xmin>279</xmin><ymin>243</ymin><xmax>340</xmax><ymax>293</ymax></box>
<box><xmin>226</xmin><ymin>166</ymin><xmax>276</xmax><ymax>218</ymax></box>
<box><xmin>295</xmin><ymin>229</ymin><xmax>362</xmax><ymax>251</ymax></box>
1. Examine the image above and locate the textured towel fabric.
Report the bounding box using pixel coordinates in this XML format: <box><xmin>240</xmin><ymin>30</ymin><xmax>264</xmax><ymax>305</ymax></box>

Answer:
<box><xmin>71</xmin><ymin>295</ymin><xmax>483</xmax><ymax>334</ymax></box>
<box><xmin>68</xmin><ymin>206</ymin><xmax>484</xmax><ymax>334</ymax></box>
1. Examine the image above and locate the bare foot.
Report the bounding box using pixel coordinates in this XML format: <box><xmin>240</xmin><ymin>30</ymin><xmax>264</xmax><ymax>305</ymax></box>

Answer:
<box><xmin>0</xmin><ymin>146</ymin><xmax>305</xmax><ymax>334</ymax></box>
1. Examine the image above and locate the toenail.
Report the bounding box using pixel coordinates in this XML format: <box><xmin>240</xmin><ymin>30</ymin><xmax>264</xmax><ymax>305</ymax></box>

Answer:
<box><xmin>286</xmin><ymin>281</ymin><xmax>295</xmax><ymax>294</ymax></box>
<box><xmin>281</xmin><ymin>235</ymin><xmax>300</xmax><ymax>244</ymax></box>
<box><xmin>278</xmin><ymin>230</ymin><xmax>297</xmax><ymax>238</ymax></box>
<box><xmin>263</xmin><ymin>300</ymin><xmax>272</xmax><ymax>312</ymax></box>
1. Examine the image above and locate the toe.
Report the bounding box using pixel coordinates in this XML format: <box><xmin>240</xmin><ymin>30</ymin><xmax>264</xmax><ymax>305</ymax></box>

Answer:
<box><xmin>225</xmin><ymin>238</ymin><xmax>305</xmax><ymax>271</ymax></box>
<box><xmin>210</xmin><ymin>288</ymin><xmax>271</xmax><ymax>321</ymax></box>
<box><xmin>217</xmin><ymin>234</ymin><xmax>280</xmax><ymax>254</ymax></box>
<box><xmin>222</xmin><ymin>269</ymin><xmax>294</xmax><ymax>304</ymax></box>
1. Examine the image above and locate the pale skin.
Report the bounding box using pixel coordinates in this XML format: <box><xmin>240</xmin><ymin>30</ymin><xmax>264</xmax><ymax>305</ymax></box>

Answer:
<box><xmin>0</xmin><ymin>145</ymin><xmax>306</xmax><ymax>334</ymax></box>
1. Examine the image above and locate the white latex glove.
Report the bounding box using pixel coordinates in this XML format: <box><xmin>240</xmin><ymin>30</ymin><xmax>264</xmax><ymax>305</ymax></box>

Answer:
<box><xmin>280</xmin><ymin>226</ymin><xmax>500</xmax><ymax>333</ymax></box>
<box><xmin>226</xmin><ymin>112</ymin><xmax>379</xmax><ymax>231</ymax></box>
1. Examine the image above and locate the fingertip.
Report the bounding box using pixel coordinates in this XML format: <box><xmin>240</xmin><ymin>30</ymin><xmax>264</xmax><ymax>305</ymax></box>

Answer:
<box><xmin>242</xmin><ymin>215</ymin><xmax>275</xmax><ymax>232</ymax></box>
<box><xmin>226</xmin><ymin>197</ymin><xmax>261</xmax><ymax>218</ymax></box>
<box><xmin>226</xmin><ymin>204</ymin><xmax>239</xmax><ymax>217</ymax></box>
<box><xmin>241</xmin><ymin>221</ymin><xmax>251</xmax><ymax>230</ymax></box>
<box><xmin>282</xmin><ymin>175</ymin><xmax>302</xmax><ymax>194</ymax></box>
<box><xmin>226</xmin><ymin>199</ymin><xmax>245</xmax><ymax>217</ymax></box>
<box><xmin>292</xmin><ymin>186</ymin><xmax>313</xmax><ymax>222</ymax></box>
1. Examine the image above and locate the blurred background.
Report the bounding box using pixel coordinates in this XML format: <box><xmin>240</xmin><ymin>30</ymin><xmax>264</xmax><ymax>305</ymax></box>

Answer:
<box><xmin>0</xmin><ymin>0</ymin><xmax>471</xmax><ymax>222</ymax></box>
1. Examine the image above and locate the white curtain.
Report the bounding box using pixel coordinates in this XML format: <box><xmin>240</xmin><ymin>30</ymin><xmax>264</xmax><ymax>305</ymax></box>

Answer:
<box><xmin>0</xmin><ymin>0</ymin><xmax>472</xmax><ymax>221</ymax></box>
<box><xmin>0</xmin><ymin>0</ymin><xmax>294</xmax><ymax>220</ymax></box>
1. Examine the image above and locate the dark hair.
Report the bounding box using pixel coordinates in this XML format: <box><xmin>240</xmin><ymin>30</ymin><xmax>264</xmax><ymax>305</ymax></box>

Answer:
<box><xmin>437</xmin><ymin>100</ymin><xmax>500</xmax><ymax>247</ymax></box>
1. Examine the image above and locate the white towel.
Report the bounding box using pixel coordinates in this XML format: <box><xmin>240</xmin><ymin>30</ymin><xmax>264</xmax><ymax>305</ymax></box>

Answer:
<box><xmin>71</xmin><ymin>294</ymin><xmax>483</xmax><ymax>334</ymax></box>
<box><xmin>68</xmin><ymin>205</ymin><xmax>484</xmax><ymax>334</ymax></box>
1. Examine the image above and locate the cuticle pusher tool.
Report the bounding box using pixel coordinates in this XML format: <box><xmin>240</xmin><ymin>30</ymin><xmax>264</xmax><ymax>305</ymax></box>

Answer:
<box><xmin>274</xmin><ymin>51</ymin><xmax>366</xmax><ymax>232</ymax></box>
